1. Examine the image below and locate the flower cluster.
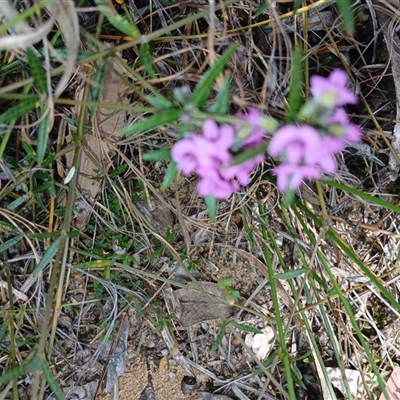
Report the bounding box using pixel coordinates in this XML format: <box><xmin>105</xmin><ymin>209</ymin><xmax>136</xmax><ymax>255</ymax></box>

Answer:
<box><xmin>268</xmin><ymin>69</ymin><xmax>361</xmax><ymax>192</ymax></box>
<box><xmin>171</xmin><ymin>69</ymin><xmax>361</xmax><ymax>199</ymax></box>
<box><xmin>171</xmin><ymin>109</ymin><xmax>266</xmax><ymax>199</ymax></box>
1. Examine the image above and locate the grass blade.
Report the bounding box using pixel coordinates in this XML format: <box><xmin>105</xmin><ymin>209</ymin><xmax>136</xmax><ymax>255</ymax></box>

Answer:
<box><xmin>32</xmin><ymin>236</ymin><xmax>61</xmax><ymax>276</ymax></box>
<box><xmin>37</xmin><ymin>106</ymin><xmax>50</xmax><ymax>164</ymax></box>
<box><xmin>43</xmin><ymin>360</ymin><xmax>67</xmax><ymax>400</ymax></box>
<box><xmin>286</xmin><ymin>46</ymin><xmax>304</xmax><ymax>121</ymax></box>
<box><xmin>140</xmin><ymin>43</ymin><xmax>157</xmax><ymax>79</ymax></box>
<box><xmin>27</xmin><ymin>47</ymin><xmax>47</xmax><ymax>94</ymax></box>
<box><xmin>121</xmin><ymin>108</ymin><xmax>182</xmax><ymax>136</ymax></box>
<box><xmin>190</xmin><ymin>45</ymin><xmax>236</xmax><ymax>109</ymax></box>
<box><xmin>334</xmin><ymin>0</ymin><xmax>355</xmax><ymax>35</ymax></box>
<box><xmin>93</xmin><ymin>0</ymin><xmax>141</xmax><ymax>39</ymax></box>
<box><xmin>0</xmin><ymin>98</ymin><xmax>40</xmax><ymax>125</ymax></box>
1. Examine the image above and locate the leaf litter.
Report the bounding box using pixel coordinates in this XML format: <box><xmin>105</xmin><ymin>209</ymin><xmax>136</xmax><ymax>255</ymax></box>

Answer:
<box><xmin>1</xmin><ymin>1</ymin><xmax>400</xmax><ymax>400</ymax></box>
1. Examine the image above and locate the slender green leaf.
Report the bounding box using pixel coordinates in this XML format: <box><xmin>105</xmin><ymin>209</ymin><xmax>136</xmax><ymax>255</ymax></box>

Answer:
<box><xmin>27</xmin><ymin>355</ymin><xmax>44</xmax><ymax>372</ymax></box>
<box><xmin>41</xmin><ymin>152</ymin><xmax>56</xmax><ymax>168</ymax></box>
<box><xmin>27</xmin><ymin>231</ymin><xmax>60</xmax><ymax>240</ymax></box>
<box><xmin>93</xmin><ymin>0</ymin><xmax>141</xmax><ymax>39</ymax></box>
<box><xmin>142</xmin><ymin>149</ymin><xmax>172</xmax><ymax>161</ymax></box>
<box><xmin>322</xmin><ymin>179</ymin><xmax>400</xmax><ymax>214</ymax></box>
<box><xmin>208</xmin><ymin>76</ymin><xmax>230</xmax><ymax>115</ymax></box>
<box><xmin>37</xmin><ymin>107</ymin><xmax>50</xmax><ymax>164</ymax></box>
<box><xmin>0</xmin><ymin>357</ymin><xmax>42</xmax><ymax>384</ymax></box>
<box><xmin>274</xmin><ymin>268</ymin><xmax>306</xmax><ymax>280</ymax></box>
<box><xmin>109</xmin><ymin>164</ymin><xmax>128</xmax><ymax>177</ymax></box>
<box><xmin>254</xmin><ymin>2</ymin><xmax>267</xmax><ymax>18</ymax></box>
<box><xmin>67</xmin><ymin>230</ymin><xmax>81</xmax><ymax>239</ymax></box>
<box><xmin>334</xmin><ymin>0</ymin><xmax>354</xmax><ymax>35</ymax></box>
<box><xmin>230</xmin><ymin>321</ymin><xmax>263</xmax><ymax>334</ymax></box>
<box><xmin>211</xmin><ymin>324</ymin><xmax>227</xmax><ymax>353</ymax></box>
<box><xmin>0</xmin><ymin>98</ymin><xmax>40</xmax><ymax>125</ymax></box>
<box><xmin>32</xmin><ymin>181</ymin><xmax>54</xmax><ymax>195</ymax></box>
<box><xmin>32</xmin><ymin>236</ymin><xmax>61</xmax><ymax>276</ymax></box>
<box><xmin>146</xmin><ymin>95</ymin><xmax>175</xmax><ymax>110</ymax></box>
<box><xmin>43</xmin><ymin>360</ymin><xmax>67</xmax><ymax>400</ymax></box>
<box><xmin>6</xmin><ymin>194</ymin><xmax>30</xmax><ymax>211</ymax></box>
<box><xmin>286</xmin><ymin>46</ymin><xmax>303</xmax><ymax>121</ymax></box>
<box><xmin>140</xmin><ymin>43</ymin><xmax>157</xmax><ymax>79</ymax></box>
<box><xmin>205</xmin><ymin>195</ymin><xmax>217</xmax><ymax>220</ymax></box>
<box><xmin>0</xmin><ymin>323</ymin><xmax>7</xmax><ymax>343</ymax></box>
<box><xmin>0</xmin><ymin>235</ymin><xmax>23</xmax><ymax>253</ymax></box>
<box><xmin>91</xmin><ymin>62</ymin><xmax>106</xmax><ymax>103</ymax></box>
<box><xmin>74</xmin><ymin>259</ymin><xmax>110</xmax><ymax>269</ymax></box>
<box><xmin>190</xmin><ymin>45</ymin><xmax>236</xmax><ymax>109</ymax></box>
<box><xmin>0</xmin><ymin>220</ymin><xmax>18</xmax><ymax>233</ymax></box>
<box><xmin>27</xmin><ymin>48</ymin><xmax>47</xmax><ymax>94</ymax></box>
<box><xmin>293</xmin><ymin>0</ymin><xmax>302</xmax><ymax>12</ymax></box>
<box><xmin>21</xmin><ymin>140</ymin><xmax>37</xmax><ymax>161</ymax></box>
<box><xmin>121</xmin><ymin>109</ymin><xmax>182</xmax><ymax>136</ymax></box>
<box><xmin>162</xmin><ymin>160</ymin><xmax>177</xmax><ymax>189</ymax></box>
<box><xmin>290</xmin><ymin>365</ymin><xmax>307</xmax><ymax>389</ymax></box>
<box><xmin>90</xmin><ymin>62</ymin><xmax>106</xmax><ymax>121</ymax></box>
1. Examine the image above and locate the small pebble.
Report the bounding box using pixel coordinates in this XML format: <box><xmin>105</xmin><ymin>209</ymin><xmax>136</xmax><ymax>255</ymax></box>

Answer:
<box><xmin>145</xmin><ymin>340</ymin><xmax>156</xmax><ymax>348</ymax></box>
<box><xmin>159</xmin><ymin>349</ymin><xmax>169</xmax><ymax>356</ymax></box>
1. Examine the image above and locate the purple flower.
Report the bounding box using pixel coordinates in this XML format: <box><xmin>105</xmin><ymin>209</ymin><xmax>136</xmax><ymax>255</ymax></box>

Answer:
<box><xmin>268</xmin><ymin>125</ymin><xmax>322</xmax><ymax>164</ymax></box>
<box><xmin>171</xmin><ymin>120</ymin><xmax>235</xmax><ymax>174</ymax></box>
<box><xmin>236</xmin><ymin>108</ymin><xmax>267</xmax><ymax>147</ymax></box>
<box><xmin>172</xmin><ymin>117</ymin><xmax>265</xmax><ymax>199</ymax></box>
<box><xmin>195</xmin><ymin>120</ymin><xmax>235</xmax><ymax>168</ymax></box>
<box><xmin>197</xmin><ymin>173</ymin><xmax>239</xmax><ymax>199</ymax></box>
<box><xmin>310</xmin><ymin>69</ymin><xmax>357</xmax><ymax>107</ymax></box>
<box><xmin>268</xmin><ymin>124</ymin><xmax>349</xmax><ymax>192</ymax></box>
<box><xmin>171</xmin><ymin>138</ymin><xmax>200</xmax><ymax>175</ymax></box>
<box><xmin>329</xmin><ymin>108</ymin><xmax>361</xmax><ymax>142</ymax></box>
<box><xmin>203</xmin><ymin>119</ymin><xmax>235</xmax><ymax>147</ymax></box>
<box><xmin>272</xmin><ymin>164</ymin><xmax>321</xmax><ymax>192</ymax></box>
<box><xmin>220</xmin><ymin>154</ymin><xmax>265</xmax><ymax>186</ymax></box>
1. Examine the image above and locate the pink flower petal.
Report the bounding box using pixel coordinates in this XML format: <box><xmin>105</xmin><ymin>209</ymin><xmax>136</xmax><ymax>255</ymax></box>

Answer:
<box><xmin>236</xmin><ymin>108</ymin><xmax>267</xmax><ymax>146</ymax></box>
<box><xmin>268</xmin><ymin>125</ymin><xmax>321</xmax><ymax>163</ymax></box>
<box><xmin>329</xmin><ymin>108</ymin><xmax>362</xmax><ymax>143</ymax></box>
<box><xmin>197</xmin><ymin>176</ymin><xmax>238</xmax><ymax>199</ymax></box>
<box><xmin>273</xmin><ymin>164</ymin><xmax>321</xmax><ymax>192</ymax></box>
<box><xmin>310</xmin><ymin>69</ymin><xmax>357</xmax><ymax>106</ymax></box>
<box><xmin>171</xmin><ymin>138</ymin><xmax>199</xmax><ymax>175</ymax></box>
<box><xmin>221</xmin><ymin>155</ymin><xmax>264</xmax><ymax>184</ymax></box>
<box><xmin>202</xmin><ymin>119</ymin><xmax>235</xmax><ymax>150</ymax></box>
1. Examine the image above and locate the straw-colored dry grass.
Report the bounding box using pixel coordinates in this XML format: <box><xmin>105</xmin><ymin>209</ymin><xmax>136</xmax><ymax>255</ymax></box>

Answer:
<box><xmin>0</xmin><ymin>1</ymin><xmax>400</xmax><ymax>399</ymax></box>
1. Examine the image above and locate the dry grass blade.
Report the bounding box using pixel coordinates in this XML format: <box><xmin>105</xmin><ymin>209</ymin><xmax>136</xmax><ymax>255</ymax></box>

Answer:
<box><xmin>49</xmin><ymin>0</ymin><xmax>79</xmax><ymax>97</ymax></box>
<box><xmin>0</xmin><ymin>0</ymin><xmax>78</xmax><ymax>98</ymax></box>
<box><xmin>0</xmin><ymin>0</ymin><xmax>54</xmax><ymax>55</ymax></box>
<box><xmin>65</xmin><ymin>45</ymin><xmax>130</xmax><ymax>228</ymax></box>
<box><xmin>2</xmin><ymin>0</ymin><xmax>400</xmax><ymax>399</ymax></box>
<box><xmin>372</xmin><ymin>0</ymin><xmax>400</xmax><ymax>179</ymax></box>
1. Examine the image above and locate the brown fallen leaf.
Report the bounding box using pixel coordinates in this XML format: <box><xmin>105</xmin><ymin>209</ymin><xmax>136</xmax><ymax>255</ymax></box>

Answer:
<box><xmin>135</xmin><ymin>196</ymin><xmax>173</xmax><ymax>238</ymax></box>
<box><xmin>66</xmin><ymin>44</ymin><xmax>130</xmax><ymax>228</ymax></box>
